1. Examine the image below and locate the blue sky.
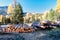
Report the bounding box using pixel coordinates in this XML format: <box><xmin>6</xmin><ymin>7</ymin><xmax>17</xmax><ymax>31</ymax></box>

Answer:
<box><xmin>0</xmin><ymin>0</ymin><xmax>57</xmax><ymax>13</ymax></box>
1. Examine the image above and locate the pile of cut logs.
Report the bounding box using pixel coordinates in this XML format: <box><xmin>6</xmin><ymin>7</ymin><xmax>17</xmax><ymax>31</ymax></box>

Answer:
<box><xmin>2</xmin><ymin>24</ymin><xmax>34</xmax><ymax>33</ymax></box>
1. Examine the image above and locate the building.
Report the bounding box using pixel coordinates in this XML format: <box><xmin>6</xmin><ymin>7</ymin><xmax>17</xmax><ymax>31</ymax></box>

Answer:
<box><xmin>23</xmin><ymin>12</ymin><xmax>32</xmax><ymax>23</ymax></box>
<box><xmin>0</xmin><ymin>6</ymin><xmax>8</xmax><ymax>22</ymax></box>
<box><xmin>42</xmin><ymin>11</ymin><xmax>49</xmax><ymax>20</ymax></box>
<box><xmin>0</xmin><ymin>15</ymin><xmax>3</xmax><ymax>22</ymax></box>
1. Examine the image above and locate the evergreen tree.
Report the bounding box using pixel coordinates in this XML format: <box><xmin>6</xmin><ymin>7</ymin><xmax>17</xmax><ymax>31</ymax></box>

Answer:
<box><xmin>12</xmin><ymin>3</ymin><xmax>24</xmax><ymax>24</ymax></box>
<box><xmin>47</xmin><ymin>9</ymin><xmax>57</xmax><ymax>21</ymax></box>
<box><xmin>56</xmin><ymin>12</ymin><xmax>60</xmax><ymax>21</ymax></box>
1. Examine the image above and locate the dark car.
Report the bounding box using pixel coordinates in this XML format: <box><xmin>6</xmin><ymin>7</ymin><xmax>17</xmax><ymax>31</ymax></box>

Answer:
<box><xmin>31</xmin><ymin>20</ymin><xmax>55</xmax><ymax>30</ymax></box>
<box><xmin>42</xmin><ymin>20</ymin><xmax>60</xmax><ymax>29</ymax></box>
<box><xmin>31</xmin><ymin>20</ymin><xmax>45</xmax><ymax>30</ymax></box>
<box><xmin>40</xmin><ymin>20</ymin><xmax>53</xmax><ymax>30</ymax></box>
<box><xmin>51</xmin><ymin>22</ymin><xmax>60</xmax><ymax>28</ymax></box>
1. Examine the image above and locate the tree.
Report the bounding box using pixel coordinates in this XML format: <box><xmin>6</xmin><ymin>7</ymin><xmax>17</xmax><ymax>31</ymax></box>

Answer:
<box><xmin>56</xmin><ymin>0</ymin><xmax>60</xmax><ymax>12</ymax></box>
<box><xmin>32</xmin><ymin>15</ymin><xmax>35</xmax><ymax>22</ymax></box>
<box><xmin>56</xmin><ymin>12</ymin><xmax>60</xmax><ymax>21</ymax></box>
<box><xmin>2</xmin><ymin>16</ymin><xmax>11</xmax><ymax>24</ymax></box>
<box><xmin>12</xmin><ymin>3</ymin><xmax>24</xmax><ymax>24</ymax></box>
<box><xmin>7</xmin><ymin>4</ymin><xmax>13</xmax><ymax>14</ymax></box>
<box><xmin>2</xmin><ymin>16</ymin><xmax>6</xmax><ymax>24</ymax></box>
<box><xmin>46</xmin><ymin>9</ymin><xmax>57</xmax><ymax>21</ymax></box>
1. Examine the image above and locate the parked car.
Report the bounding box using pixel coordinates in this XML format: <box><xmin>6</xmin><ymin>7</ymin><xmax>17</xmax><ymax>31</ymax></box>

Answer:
<box><xmin>41</xmin><ymin>20</ymin><xmax>53</xmax><ymax>30</ymax></box>
<box><xmin>31</xmin><ymin>20</ymin><xmax>56</xmax><ymax>30</ymax></box>
<box><xmin>31</xmin><ymin>20</ymin><xmax>46</xmax><ymax>30</ymax></box>
<box><xmin>51</xmin><ymin>22</ymin><xmax>60</xmax><ymax>28</ymax></box>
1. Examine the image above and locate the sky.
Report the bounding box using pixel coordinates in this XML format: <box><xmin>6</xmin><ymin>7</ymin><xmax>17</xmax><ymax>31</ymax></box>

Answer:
<box><xmin>0</xmin><ymin>0</ymin><xmax>57</xmax><ymax>13</ymax></box>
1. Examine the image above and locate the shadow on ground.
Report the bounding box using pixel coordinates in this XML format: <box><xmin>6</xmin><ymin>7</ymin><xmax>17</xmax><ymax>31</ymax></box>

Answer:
<box><xmin>0</xmin><ymin>29</ymin><xmax>60</xmax><ymax>40</ymax></box>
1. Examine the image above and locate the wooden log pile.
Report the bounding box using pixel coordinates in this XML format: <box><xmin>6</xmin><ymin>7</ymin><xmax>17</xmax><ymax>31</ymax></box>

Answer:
<box><xmin>2</xmin><ymin>24</ymin><xmax>34</xmax><ymax>33</ymax></box>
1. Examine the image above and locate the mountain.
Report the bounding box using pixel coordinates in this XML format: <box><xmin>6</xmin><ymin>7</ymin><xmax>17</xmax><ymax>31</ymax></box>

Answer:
<box><xmin>0</xmin><ymin>6</ymin><xmax>27</xmax><ymax>16</ymax></box>
<box><xmin>0</xmin><ymin>6</ymin><xmax>8</xmax><ymax>16</ymax></box>
<box><xmin>0</xmin><ymin>6</ymin><xmax>8</xmax><ymax>8</ymax></box>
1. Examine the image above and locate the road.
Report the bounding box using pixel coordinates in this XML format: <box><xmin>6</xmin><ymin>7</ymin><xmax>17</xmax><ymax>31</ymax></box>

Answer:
<box><xmin>19</xmin><ymin>31</ymin><xmax>47</xmax><ymax>40</ymax></box>
<box><xmin>0</xmin><ymin>30</ymin><xmax>49</xmax><ymax>40</ymax></box>
<box><xmin>0</xmin><ymin>28</ymin><xmax>60</xmax><ymax>40</ymax></box>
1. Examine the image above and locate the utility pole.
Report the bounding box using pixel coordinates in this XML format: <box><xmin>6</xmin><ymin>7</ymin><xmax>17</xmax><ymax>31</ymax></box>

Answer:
<box><xmin>14</xmin><ymin>0</ymin><xmax>16</xmax><ymax>7</ymax></box>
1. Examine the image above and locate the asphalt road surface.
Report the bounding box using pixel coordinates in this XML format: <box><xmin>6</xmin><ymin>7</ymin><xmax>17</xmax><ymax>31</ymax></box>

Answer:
<box><xmin>0</xmin><ymin>30</ymin><xmax>60</xmax><ymax>40</ymax></box>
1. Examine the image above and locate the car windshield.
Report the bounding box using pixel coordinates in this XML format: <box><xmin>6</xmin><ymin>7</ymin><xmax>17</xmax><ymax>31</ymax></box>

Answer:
<box><xmin>33</xmin><ymin>20</ymin><xmax>40</xmax><ymax>24</ymax></box>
